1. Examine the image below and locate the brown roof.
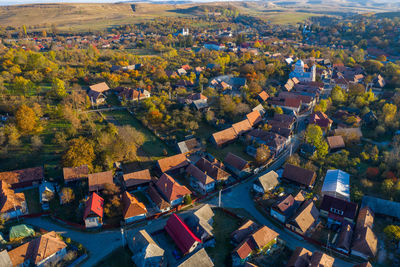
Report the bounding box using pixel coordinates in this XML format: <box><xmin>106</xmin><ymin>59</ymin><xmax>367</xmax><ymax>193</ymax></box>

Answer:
<box><xmin>290</xmin><ymin>200</ymin><xmax>319</xmax><ymax>233</ymax></box>
<box><xmin>0</xmin><ymin>181</ymin><xmax>25</xmax><ymax>213</ymax></box>
<box><xmin>211</xmin><ymin>127</ymin><xmax>237</xmax><ymax>146</ymax></box>
<box><xmin>310</xmin><ymin>251</ymin><xmax>334</xmax><ymax>267</ymax></box>
<box><xmin>157</xmin><ymin>154</ymin><xmax>188</xmax><ymax>173</ymax></box>
<box><xmin>352</xmin><ymin>226</ymin><xmax>378</xmax><ymax>258</ymax></box>
<box><xmin>224</xmin><ymin>152</ymin><xmax>249</xmax><ymax>171</ymax></box>
<box><xmin>122</xmin><ymin>191</ymin><xmax>147</xmax><ymax>219</ymax></box>
<box><xmin>274</xmin><ymin>191</ymin><xmax>305</xmax><ymax>216</ymax></box>
<box><xmin>186</xmin><ymin>164</ymin><xmax>214</xmax><ymax>185</ymax></box>
<box><xmin>195</xmin><ymin>158</ymin><xmax>230</xmax><ymax>181</ymax></box>
<box><xmin>258</xmin><ymin>91</ymin><xmax>269</xmax><ymax>102</ymax></box>
<box><xmin>337</xmin><ymin>222</ymin><xmax>353</xmax><ymax>251</ymax></box>
<box><xmin>123</xmin><ymin>169</ymin><xmax>151</xmax><ymax>188</ymax></box>
<box><xmin>63</xmin><ymin>165</ymin><xmax>89</xmax><ymax>182</ymax></box>
<box><xmin>357</xmin><ymin>207</ymin><xmax>374</xmax><ymax>230</ymax></box>
<box><xmin>232</xmin><ymin>120</ymin><xmax>252</xmax><ymax>136</ymax></box>
<box><xmin>8</xmin><ymin>231</ymin><xmax>67</xmax><ymax>266</ymax></box>
<box><xmin>246</xmin><ymin>110</ymin><xmax>262</xmax><ymax>126</ymax></box>
<box><xmin>286</xmin><ymin>247</ymin><xmax>312</xmax><ymax>267</ymax></box>
<box><xmin>250</xmin><ymin>226</ymin><xmax>278</xmax><ymax>249</ymax></box>
<box><xmin>155</xmin><ymin>173</ymin><xmax>191</xmax><ymax>202</ymax></box>
<box><xmin>89</xmin><ymin>82</ymin><xmax>110</xmax><ymax>93</ymax></box>
<box><xmin>282</xmin><ymin>164</ymin><xmax>316</xmax><ymax>187</ymax></box>
<box><xmin>88</xmin><ymin>170</ymin><xmax>114</xmax><ymax>192</ymax></box>
<box><xmin>309</xmin><ymin>111</ymin><xmax>333</xmax><ymax>128</ymax></box>
<box><xmin>353</xmin><ymin>262</ymin><xmax>372</xmax><ymax>267</ymax></box>
<box><xmin>231</xmin><ymin>220</ymin><xmax>259</xmax><ymax>244</ymax></box>
<box><xmin>234</xmin><ymin>238</ymin><xmax>255</xmax><ymax>260</ymax></box>
<box><xmin>147</xmin><ymin>184</ymin><xmax>170</xmax><ymax>210</ymax></box>
<box><xmin>284</xmin><ymin>98</ymin><xmax>302</xmax><ymax>109</ymax></box>
<box><xmin>327</xmin><ymin>136</ymin><xmax>345</xmax><ymax>150</ymax></box>
<box><xmin>0</xmin><ymin>167</ymin><xmax>44</xmax><ymax>187</ymax></box>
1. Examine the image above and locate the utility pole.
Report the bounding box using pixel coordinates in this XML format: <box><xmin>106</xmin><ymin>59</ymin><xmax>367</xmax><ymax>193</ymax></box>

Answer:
<box><xmin>121</xmin><ymin>226</ymin><xmax>125</xmax><ymax>247</ymax></box>
<box><xmin>290</xmin><ymin>144</ymin><xmax>293</xmax><ymax>156</ymax></box>
<box><xmin>218</xmin><ymin>190</ymin><xmax>222</xmax><ymax>207</ymax></box>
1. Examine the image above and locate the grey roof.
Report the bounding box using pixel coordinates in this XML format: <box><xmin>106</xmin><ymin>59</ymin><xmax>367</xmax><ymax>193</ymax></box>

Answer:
<box><xmin>256</xmin><ymin>171</ymin><xmax>279</xmax><ymax>192</ymax></box>
<box><xmin>361</xmin><ymin>196</ymin><xmax>400</xmax><ymax>220</ymax></box>
<box><xmin>194</xmin><ymin>204</ymin><xmax>214</xmax><ymax>223</ymax></box>
<box><xmin>0</xmin><ymin>250</ymin><xmax>12</xmax><ymax>267</ymax></box>
<box><xmin>193</xmin><ymin>99</ymin><xmax>209</xmax><ymax>110</ymax></box>
<box><xmin>131</xmin><ymin>230</ymin><xmax>164</xmax><ymax>259</ymax></box>
<box><xmin>177</xmin><ymin>248</ymin><xmax>214</xmax><ymax>267</ymax></box>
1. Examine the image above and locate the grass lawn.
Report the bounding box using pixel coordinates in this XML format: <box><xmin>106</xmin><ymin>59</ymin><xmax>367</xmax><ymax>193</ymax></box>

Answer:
<box><xmin>206</xmin><ymin>142</ymin><xmax>253</xmax><ymax>163</ymax></box>
<box><xmin>102</xmin><ymin>110</ymin><xmax>173</xmax><ymax>160</ymax></box>
<box><xmin>97</xmin><ymin>246</ymin><xmax>134</xmax><ymax>267</ymax></box>
<box><xmin>24</xmin><ymin>188</ymin><xmax>42</xmax><ymax>214</ymax></box>
<box><xmin>206</xmin><ymin>208</ymin><xmax>241</xmax><ymax>267</ymax></box>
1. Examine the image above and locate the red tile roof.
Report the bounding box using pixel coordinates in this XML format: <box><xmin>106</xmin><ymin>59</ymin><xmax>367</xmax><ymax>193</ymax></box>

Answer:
<box><xmin>165</xmin><ymin>213</ymin><xmax>201</xmax><ymax>254</ymax></box>
<box><xmin>224</xmin><ymin>152</ymin><xmax>249</xmax><ymax>171</ymax></box>
<box><xmin>123</xmin><ymin>169</ymin><xmax>151</xmax><ymax>188</ymax></box>
<box><xmin>157</xmin><ymin>154</ymin><xmax>189</xmax><ymax>173</ymax></box>
<box><xmin>88</xmin><ymin>170</ymin><xmax>114</xmax><ymax>192</ymax></box>
<box><xmin>211</xmin><ymin>127</ymin><xmax>237</xmax><ymax>147</ymax></box>
<box><xmin>234</xmin><ymin>238</ymin><xmax>256</xmax><ymax>259</ymax></box>
<box><xmin>246</xmin><ymin>110</ymin><xmax>262</xmax><ymax>126</ymax></box>
<box><xmin>309</xmin><ymin>112</ymin><xmax>333</xmax><ymax>128</ymax></box>
<box><xmin>258</xmin><ymin>91</ymin><xmax>269</xmax><ymax>102</ymax></box>
<box><xmin>122</xmin><ymin>191</ymin><xmax>147</xmax><ymax>219</ymax></box>
<box><xmin>83</xmin><ymin>192</ymin><xmax>104</xmax><ymax>220</ymax></box>
<box><xmin>232</xmin><ymin>120</ymin><xmax>252</xmax><ymax>136</ymax></box>
<box><xmin>89</xmin><ymin>82</ymin><xmax>110</xmax><ymax>93</ymax></box>
<box><xmin>156</xmin><ymin>173</ymin><xmax>191</xmax><ymax>203</ymax></box>
<box><xmin>0</xmin><ymin>167</ymin><xmax>44</xmax><ymax>188</ymax></box>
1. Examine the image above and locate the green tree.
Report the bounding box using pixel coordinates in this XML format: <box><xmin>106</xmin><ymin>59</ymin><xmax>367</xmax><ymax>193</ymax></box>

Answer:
<box><xmin>305</xmin><ymin>124</ymin><xmax>328</xmax><ymax>158</ymax></box>
<box><xmin>63</xmin><ymin>137</ymin><xmax>95</xmax><ymax>170</ymax></box>
<box><xmin>51</xmin><ymin>78</ymin><xmax>67</xmax><ymax>98</ymax></box>
<box><xmin>331</xmin><ymin>85</ymin><xmax>346</xmax><ymax>103</ymax></box>
<box><xmin>384</xmin><ymin>225</ymin><xmax>400</xmax><ymax>242</ymax></box>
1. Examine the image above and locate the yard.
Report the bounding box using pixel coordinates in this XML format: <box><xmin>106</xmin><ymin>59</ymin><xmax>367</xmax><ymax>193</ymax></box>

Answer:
<box><xmin>206</xmin><ymin>208</ymin><xmax>242</xmax><ymax>267</ymax></box>
<box><xmin>24</xmin><ymin>188</ymin><xmax>42</xmax><ymax>214</ymax></box>
<box><xmin>97</xmin><ymin>246</ymin><xmax>134</xmax><ymax>267</ymax></box>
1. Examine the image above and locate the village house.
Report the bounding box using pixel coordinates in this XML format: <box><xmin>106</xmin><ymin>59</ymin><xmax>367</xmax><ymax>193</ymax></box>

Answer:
<box><xmin>232</xmin><ymin>225</ymin><xmax>279</xmax><ymax>266</ymax></box>
<box><xmin>88</xmin><ymin>82</ymin><xmax>110</xmax><ymax>105</ymax></box>
<box><xmin>0</xmin><ymin>166</ymin><xmax>44</xmax><ymax>190</ymax></box>
<box><xmin>232</xmin><ymin>120</ymin><xmax>253</xmax><ymax>136</ymax></box>
<box><xmin>186</xmin><ymin>164</ymin><xmax>215</xmax><ymax>194</ymax></box>
<box><xmin>118</xmin><ymin>88</ymin><xmax>150</xmax><ymax>102</ymax></box>
<box><xmin>336</xmin><ymin>222</ymin><xmax>353</xmax><ymax>254</ymax></box>
<box><xmin>88</xmin><ymin>170</ymin><xmax>114</xmax><ymax>193</ymax></box>
<box><xmin>247</xmin><ymin>129</ymin><xmax>287</xmax><ymax>156</ymax></box>
<box><xmin>129</xmin><ymin>230</ymin><xmax>165</xmax><ymax>267</ymax></box>
<box><xmin>83</xmin><ymin>192</ymin><xmax>104</xmax><ymax>228</ymax></box>
<box><xmin>253</xmin><ymin>171</ymin><xmax>279</xmax><ymax>194</ymax></box>
<box><xmin>211</xmin><ymin>127</ymin><xmax>238</xmax><ymax>148</ymax></box>
<box><xmin>165</xmin><ymin>213</ymin><xmax>202</xmax><ymax>255</ymax></box>
<box><xmin>287</xmin><ymin>247</ymin><xmax>334</xmax><ymax>267</ymax></box>
<box><xmin>177</xmin><ymin>138</ymin><xmax>202</xmax><ymax>154</ymax></box>
<box><xmin>122</xmin><ymin>191</ymin><xmax>147</xmax><ymax>223</ymax></box>
<box><xmin>224</xmin><ymin>153</ymin><xmax>251</xmax><ymax>178</ymax></box>
<box><xmin>63</xmin><ymin>165</ymin><xmax>89</xmax><ymax>183</ymax></box>
<box><xmin>270</xmin><ymin>191</ymin><xmax>305</xmax><ymax>223</ymax></box>
<box><xmin>308</xmin><ymin>111</ymin><xmax>333</xmax><ymax>131</ymax></box>
<box><xmin>123</xmin><ymin>169</ymin><xmax>152</xmax><ymax>191</ymax></box>
<box><xmin>177</xmin><ymin>248</ymin><xmax>214</xmax><ymax>267</ymax></box>
<box><xmin>147</xmin><ymin>184</ymin><xmax>171</xmax><ymax>213</ymax></box>
<box><xmin>267</xmin><ymin>97</ymin><xmax>302</xmax><ymax>115</ymax></box>
<box><xmin>154</xmin><ymin>173</ymin><xmax>191</xmax><ymax>207</ymax></box>
<box><xmin>184</xmin><ymin>204</ymin><xmax>215</xmax><ymax>244</ymax></box>
<box><xmin>281</xmin><ymin>164</ymin><xmax>316</xmax><ymax>188</ymax></box>
<box><xmin>231</xmin><ymin>220</ymin><xmax>260</xmax><ymax>244</ymax></box>
<box><xmin>361</xmin><ymin>195</ymin><xmax>400</xmax><ymax>221</ymax></box>
<box><xmin>269</xmin><ymin>113</ymin><xmax>296</xmax><ymax>130</ymax></box>
<box><xmin>0</xmin><ymin>181</ymin><xmax>27</xmax><ymax>220</ymax></box>
<box><xmin>157</xmin><ymin>154</ymin><xmax>189</xmax><ymax>175</ymax></box>
<box><xmin>321</xmin><ymin>169</ymin><xmax>350</xmax><ymax>201</ymax></box>
<box><xmin>7</xmin><ymin>231</ymin><xmax>67</xmax><ymax>267</ymax></box>
<box><xmin>327</xmin><ymin>135</ymin><xmax>346</xmax><ymax>151</ymax></box>
<box><xmin>246</xmin><ymin>110</ymin><xmax>263</xmax><ymax>127</ymax></box>
<box><xmin>285</xmin><ymin>200</ymin><xmax>320</xmax><ymax>235</ymax></box>
<box><xmin>195</xmin><ymin>157</ymin><xmax>230</xmax><ymax>182</ymax></box>
<box><xmin>351</xmin><ymin>207</ymin><xmax>378</xmax><ymax>260</ymax></box>
<box><xmin>278</xmin><ymin>92</ymin><xmax>315</xmax><ymax>109</ymax></box>
<box><xmin>319</xmin><ymin>195</ymin><xmax>358</xmax><ymax>226</ymax></box>
<box><xmin>257</xmin><ymin>91</ymin><xmax>269</xmax><ymax>103</ymax></box>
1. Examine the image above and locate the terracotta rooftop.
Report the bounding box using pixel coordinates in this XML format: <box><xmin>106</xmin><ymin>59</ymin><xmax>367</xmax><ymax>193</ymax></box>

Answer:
<box><xmin>89</xmin><ymin>82</ymin><xmax>110</xmax><ymax>93</ymax></box>
<box><xmin>0</xmin><ymin>167</ymin><xmax>44</xmax><ymax>188</ymax></box>
<box><xmin>122</xmin><ymin>191</ymin><xmax>147</xmax><ymax>219</ymax></box>
<box><xmin>0</xmin><ymin>181</ymin><xmax>25</xmax><ymax>213</ymax></box>
<box><xmin>224</xmin><ymin>152</ymin><xmax>249</xmax><ymax>171</ymax></box>
<box><xmin>232</xmin><ymin>119</ymin><xmax>252</xmax><ymax>136</ymax></box>
<box><xmin>246</xmin><ymin>110</ymin><xmax>262</xmax><ymax>126</ymax></box>
<box><xmin>123</xmin><ymin>169</ymin><xmax>151</xmax><ymax>188</ymax></box>
<box><xmin>211</xmin><ymin>127</ymin><xmax>237</xmax><ymax>147</ymax></box>
<box><xmin>147</xmin><ymin>184</ymin><xmax>171</xmax><ymax>211</ymax></box>
<box><xmin>155</xmin><ymin>173</ymin><xmax>191</xmax><ymax>203</ymax></box>
<box><xmin>327</xmin><ymin>136</ymin><xmax>345</xmax><ymax>150</ymax></box>
<box><xmin>157</xmin><ymin>154</ymin><xmax>189</xmax><ymax>173</ymax></box>
<box><xmin>88</xmin><ymin>170</ymin><xmax>114</xmax><ymax>192</ymax></box>
<box><xmin>63</xmin><ymin>165</ymin><xmax>89</xmax><ymax>182</ymax></box>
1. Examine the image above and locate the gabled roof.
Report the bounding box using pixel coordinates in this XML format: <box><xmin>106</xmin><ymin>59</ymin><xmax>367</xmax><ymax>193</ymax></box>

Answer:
<box><xmin>195</xmin><ymin>158</ymin><xmax>230</xmax><ymax>181</ymax></box>
<box><xmin>147</xmin><ymin>184</ymin><xmax>171</xmax><ymax>210</ymax></box>
<box><xmin>320</xmin><ymin>195</ymin><xmax>358</xmax><ymax>221</ymax></box>
<box><xmin>337</xmin><ymin>222</ymin><xmax>353</xmax><ymax>251</ymax></box>
<box><xmin>356</xmin><ymin>207</ymin><xmax>374</xmax><ymax>230</ymax></box>
<box><xmin>177</xmin><ymin>248</ymin><xmax>214</xmax><ymax>267</ymax></box>
<box><xmin>88</xmin><ymin>170</ymin><xmax>114</xmax><ymax>192</ymax></box>
<box><xmin>122</xmin><ymin>191</ymin><xmax>147</xmax><ymax>219</ymax></box>
<box><xmin>0</xmin><ymin>167</ymin><xmax>44</xmax><ymax>187</ymax></box>
<box><xmin>310</xmin><ymin>251</ymin><xmax>334</xmax><ymax>267</ymax></box>
<box><xmin>286</xmin><ymin>247</ymin><xmax>312</xmax><ymax>267</ymax></box>
<box><xmin>211</xmin><ymin>127</ymin><xmax>237</xmax><ymax>146</ymax></box>
<box><xmin>123</xmin><ymin>169</ymin><xmax>151</xmax><ymax>188</ymax></box>
<box><xmin>131</xmin><ymin>230</ymin><xmax>164</xmax><ymax>260</ymax></box>
<box><xmin>361</xmin><ymin>196</ymin><xmax>400</xmax><ymax>220</ymax></box>
<box><xmin>83</xmin><ymin>192</ymin><xmax>104</xmax><ymax>219</ymax></box>
<box><xmin>258</xmin><ymin>91</ymin><xmax>269</xmax><ymax>102</ymax></box>
<box><xmin>327</xmin><ymin>136</ymin><xmax>345</xmax><ymax>150</ymax></box>
<box><xmin>157</xmin><ymin>154</ymin><xmax>189</xmax><ymax>173</ymax></box>
<box><xmin>351</xmin><ymin>226</ymin><xmax>378</xmax><ymax>258</ymax></box>
<box><xmin>290</xmin><ymin>200</ymin><xmax>319</xmax><ymax>233</ymax></box>
<box><xmin>177</xmin><ymin>138</ymin><xmax>201</xmax><ymax>154</ymax></box>
<box><xmin>165</xmin><ymin>214</ymin><xmax>201</xmax><ymax>254</ymax></box>
<box><xmin>224</xmin><ymin>152</ymin><xmax>249</xmax><ymax>171</ymax></box>
<box><xmin>256</xmin><ymin>171</ymin><xmax>279</xmax><ymax>192</ymax></box>
<box><xmin>63</xmin><ymin>165</ymin><xmax>89</xmax><ymax>182</ymax></box>
<box><xmin>0</xmin><ymin>250</ymin><xmax>12</xmax><ymax>267</ymax></box>
<box><xmin>186</xmin><ymin>164</ymin><xmax>214</xmax><ymax>185</ymax></box>
<box><xmin>232</xmin><ymin>119</ymin><xmax>252</xmax><ymax>136</ymax></box>
<box><xmin>0</xmin><ymin>181</ymin><xmax>25</xmax><ymax>213</ymax></box>
<box><xmin>194</xmin><ymin>204</ymin><xmax>214</xmax><ymax>223</ymax></box>
<box><xmin>309</xmin><ymin>111</ymin><xmax>332</xmax><ymax>128</ymax></box>
<box><xmin>89</xmin><ymin>82</ymin><xmax>110</xmax><ymax>93</ymax></box>
<box><xmin>231</xmin><ymin>220</ymin><xmax>259</xmax><ymax>244</ymax></box>
<box><xmin>8</xmin><ymin>231</ymin><xmax>67</xmax><ymax>266</ymax></box>
<box><xmin>246</xmin><ymin>110</ymin><xmax>262</xmax><ymax>126</ymax></box>
<box><xmin>156</xmin><ymin>173</ymin><xmax>191</xmax><ymax>202</ymax></box>
<box><xmin>234</xmin><ymin>238</ymin><xmax>256</xmax><ymax>260</ymax></box>
<box><xmin>250</xmin><ymin>226</ymin><xmax>278</xmax><ymax>249</ymax></box>
<box><xmin>282</xmin><ymin>164</ymin><xmax>316</xmax><ymax>187</ymax></box>
<box><xmin>321</xmin><ymin>169</ymin><xmax>350</xmax><ymax>201</ymax></box>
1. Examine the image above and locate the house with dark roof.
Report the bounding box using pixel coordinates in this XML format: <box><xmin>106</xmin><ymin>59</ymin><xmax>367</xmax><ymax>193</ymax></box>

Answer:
<box><xmin>351</xmin><ymin>206</ymin><xmax>378</xmax><ymax>260</ymax></box>
<box><xmin>83</xmin><ymin>192</ymin><xmax>104</xmax><ymax>228</ymax></box>
<box><xmin>123</xmin><ymin>169</ymin><xmax>152</xmax><ymax>190</ymax></box>
<box><xmin>88</xmin><ymin>170</ymin><xmax>114</xmax><ymax>193</ymax></box>
<box><xmin>361</xmin><ymin>195</ymin><xmax>400</xmax><ymax>221</ymax></box>
<box><xmin>118</xmin><ymin>88</ymin><xmax>150</xmax><ymax>102</ymax></box>
<box><xmin>336</xmin><ymin>222</ymin><xmax>353</xmax><ymax>254</ymax></box>
<box><xmin>286</xmin><ymin>248</ymin><xmax>334</xmax><ymax>267</ymax></box>
<box><xmin>177</xmin><ymin>138</ymin><xmax>202</xmax><ymax>154</ymax></box>
<box><xmin>308</xmin><ymin>111</ymin><xmax>333</xmax><ymax>131</ymax></box>
<box><xmin>157</xmin><ymin>154</ymin><xmax>189</xmax><ymax>175</ymax></box>
<box><xmin>0</xmin><ymin>181</ymin><xmax>27</xmax><ymax>220</ymax></box>
<box><xmin>177</xmin><ymin>248</ymin><xmax>214</xmax><ymax>267</ymax></box>
<box><xmin>195</xmin><ymin>157</ymin><xmax>230</xmax><ymax>182</ymax></box>
<box><xmin>231</xmin><ymin>220</ymin><xmax>260</xmax><ymax>244</ymax></box>
<box><xmin>319</xmin><ymin>195</ymin><xmax>357</xmax><ymax>226</ymax></box>
<box><xmin>267</xmin><ymin>97</ymin><xmax>302</xmax><ymax>115</ymax></box>
<box><xmin>122</xmin><ymin>191</ymin><xmax>147</xmax><ymax>223</ymax></box>
<box><xmin>186</xmin><ymin>164</ymin><xmax>215</xmax><ymax>194</ymax></box>
<box><xmin>253</xmin><ymin>171</ymin><xmax>279</xmax><ymax>194</ymax></box>
<box><xmin>165</xmin><ymin>213</ymin><xmax>201</xmax><ymax>255</ymax></box>
<box><xmin>270</xmin><ymin>191</ymin><xmax>305</xmax><ymax>223</ymax></box>
<box><xmin>155</xmin><ymin>173</ymin><xmax>191</xmax><ymax>207</ymax></box>
<box><xmin>147</xmin><ymin>184</ymin><xmax>171</xmax><ymax>213</ymax></box>
<box><xmin>246</xmin><ymin>129</ymin><xmax>287</xmax><ymax>156</ymax></box>
<box><xmin>286</xmin><ymin>200</ymin><xmax>319</xmax><ymax>235</ymax></box>
<box><xmin>0</xmin><ymin>167</ymin><xmax>44</xmax><ymax>190</ymax></box>
<box><xmin>224</xmin><ymin>153</ymin><xmax>251</xmax><ymax>178</ymax></box>
<box><xmin>63</xmin><ymin>165</ymin><xmax>89</xmax><ymax>183</ymax></box>
<box><xmin>282</xmin><ymin>164</ymin><xmax>316</xmax><ymax>188</ymax></box>
<box><xmin>130</xmin><ymin>230</ymin><xmax>165</xmax><ymax>267</ymax></box>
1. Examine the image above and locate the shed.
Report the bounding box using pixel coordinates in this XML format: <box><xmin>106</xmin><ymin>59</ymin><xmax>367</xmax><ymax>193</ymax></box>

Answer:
<box><xmin>321</xmin><ymin>169</ymin><xmax>350</xmax><ymax>201</ymax></box>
